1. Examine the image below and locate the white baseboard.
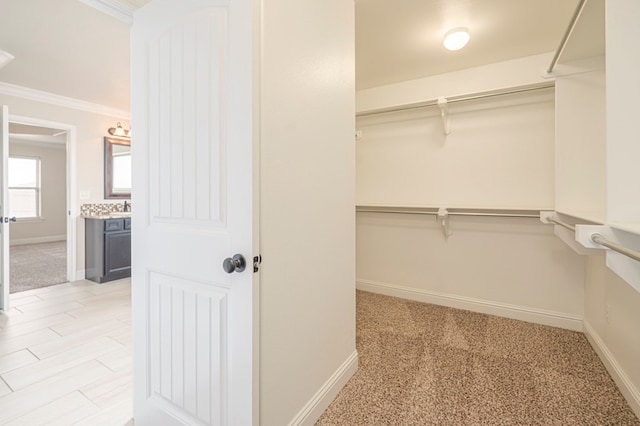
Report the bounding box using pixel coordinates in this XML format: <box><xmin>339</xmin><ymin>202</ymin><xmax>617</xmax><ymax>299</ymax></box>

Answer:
<box><xmin>357</xmin><ymin>279</ymin><xmax>583</xmax><ymax>331</ymax></box>
<box><xmin>288</xmin><ymin>350</ymin><xmax>358</xmax><ymax>426</ymax></box>
<box><xmin>10</xmin><ymin>235</ymin><xmax>66</xmax><ymax>246</ymax></box>
<box><xmin>74</xmin><ymin>269</ymin><xmax>86</xmax><ymax>281</ymax></box>
<box><xmin>583</xmin><ymin>320</ymin><xmax>640</xmax><ymax>418</ymax></box>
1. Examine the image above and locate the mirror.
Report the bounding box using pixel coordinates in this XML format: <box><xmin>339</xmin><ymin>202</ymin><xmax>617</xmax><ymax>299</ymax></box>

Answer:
<box><xmin>104</xmin><ymin>137</ymin><xmax>131</xmax><ymax>199</ymax></box>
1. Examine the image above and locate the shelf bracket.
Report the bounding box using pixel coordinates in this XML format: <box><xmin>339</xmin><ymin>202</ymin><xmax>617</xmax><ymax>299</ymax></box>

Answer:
<box><xmin>540</xmin><ymin>211</ymin><xmax>601</xmax><ymax>255</ymax></box>
<box><xmin>437</xmin><ymin>207</ymin><xmax>452</xmax><ymax>238</ymax></box>
<box><xmin>575</xmin><ymin>224</ymin><xmax>640</xmax><ymax>293</ymax></box>
<box><xmin>437</xmin><ymin>97</ymin><xmax>451</xmax><ymax>135</ymax></box>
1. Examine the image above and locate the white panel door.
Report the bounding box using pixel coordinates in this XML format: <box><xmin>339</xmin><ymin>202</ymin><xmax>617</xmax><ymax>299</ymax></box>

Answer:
<box><xmin>0</xmin><ymin>105</ymin><xmax>9</xmax><ymax>312</ymax></box>
<box><xmin>132</xmin><ymin>1</ymin><xmax>258</xmax><ymax>425</ymax></box>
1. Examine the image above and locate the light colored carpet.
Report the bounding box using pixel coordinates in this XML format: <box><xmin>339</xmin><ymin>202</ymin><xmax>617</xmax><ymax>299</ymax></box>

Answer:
<box><xmin>10</xmin><ymin>241</ymin><xmax>67</xmax><ymax>293</ymax></box>
<box><xmin>317</xmin><ymin>291</ymin><xmax>640</xmax><ymax>425</ymax></box>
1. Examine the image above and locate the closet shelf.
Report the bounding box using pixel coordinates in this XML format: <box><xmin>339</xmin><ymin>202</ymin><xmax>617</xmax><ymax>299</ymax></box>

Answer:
<box><xmin>356</xmin><ymin>205</ymin><xmax>544</xmax><ymax>218</ymax></box>
<box><xmin>610</xmin><ymin>223</ymin><xmax>640</xmax><ymax>236</ymax></box>
<box><xmin>554</xmin><ymin>209</ymin><xmax>605</xmax><ymax>225</ymax></box>
<box><xmin>355</xmin><ymin>82</ymin><xmax>554</xmax><ymax>118</ymax></box>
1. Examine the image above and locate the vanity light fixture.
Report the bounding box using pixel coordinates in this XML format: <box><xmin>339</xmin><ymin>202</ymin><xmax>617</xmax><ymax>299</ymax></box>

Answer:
<box><xmin>0</xmin><ymin>50</ymin><xmax>15</xmax><ymax>70</ymax></box>
<box><xmin>107</xmin><ymin>122</ymin><xmax>130</xmax><ymax>138</ymax></box>
<box><xmin>443</xmin><ymin>27</ymin><xmax>470</xmax><ymax>51</ymax></box>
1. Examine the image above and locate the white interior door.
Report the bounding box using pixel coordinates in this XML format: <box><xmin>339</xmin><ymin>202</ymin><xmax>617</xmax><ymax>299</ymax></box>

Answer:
<box><xmin>0</xmin><ymin>105</ymin><xmax>9</xmax><ymax>312</ymax></box>
<box><xmin>132</xmin><ymin>1</ymin><xmax>258</xmax><ymax>425</ymax></box>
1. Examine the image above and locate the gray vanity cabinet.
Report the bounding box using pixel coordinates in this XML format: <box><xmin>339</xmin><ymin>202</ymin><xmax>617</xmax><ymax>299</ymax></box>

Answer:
<box><xmin>85</xmin><ymin>217</ymin><xmax>131</xmax><ymax>283</ymax></box>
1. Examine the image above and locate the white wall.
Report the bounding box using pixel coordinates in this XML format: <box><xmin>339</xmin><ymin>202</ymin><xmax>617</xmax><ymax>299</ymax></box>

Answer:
<box><xmin>357</xmin><ymin>52</ymin><xmax>553</xmax><ymax>113</ymax></box>
<box><xmin>554</xmin><ymin>68</ymin><xmax>606</xmax><ymax>222</ymax></box>
<box><xmin>606</xmin><ymin>0</ymin><xmax>640</xmax><ymax>224</ymax></box>
<box><xmin>584</xmin><ymin>255</ymin><xmax>640</xmax><ymax>415</ymax></box>
<box><xmin>259</xmin><ymin>0</ymin><xmax>356</xmax><ymax>424</ymax></box>
<box><xmin>0</xmin><ymin>93</ymin><xmax>129</xmax><ymax>278</ymax></box>
<box><xmin>9</xmin><ymin>140</ymin><xmax>66</xmax><ymax>244</ymax></box>
<box><xmin>357</xmin><ymin>214</ymin><xmax>585</xmax><ymax>330</ymax></box>
<box><xmin>355</xmin><ymin>56</ymin><xmax>586</xmax><ymax>330</ymax></box>
<box><xmin>575</xmin><ymin>0</ymin><xmax>640</xmax><ymax>417</ymax></box>
<box><xmin>357</xmin><ymin>88</ymin><xmax>555</xmax><ymax>209</ymax></box>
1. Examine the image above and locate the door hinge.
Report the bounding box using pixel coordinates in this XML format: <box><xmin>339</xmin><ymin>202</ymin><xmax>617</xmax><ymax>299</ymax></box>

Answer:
<box><xmin>253</xmin><ymin>255</ymin><xmax>262</xmax><ymax>273</ymax></box>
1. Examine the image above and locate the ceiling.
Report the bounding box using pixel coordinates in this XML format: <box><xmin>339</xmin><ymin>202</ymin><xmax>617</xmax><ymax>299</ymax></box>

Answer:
<box><xmin>356</xmin><ymin>0</ymin><xmax>578</xmax><ymax>90</ymax></box>
<box><xmin>0</xmin><ymin>0</ymin><xmax>134</xmax><ymax>112</ymax></box>
<box><xmin>0</xmin><ymin>0</ymin><xmax>580</xmax><ymax>111</ymax></box>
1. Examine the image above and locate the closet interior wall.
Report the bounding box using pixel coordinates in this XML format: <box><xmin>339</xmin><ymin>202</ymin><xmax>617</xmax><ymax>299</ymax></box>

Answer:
<box><xmin>551</xmin><ymin>0</ymin><xmax>640</xmax><ymax>416</ymax></box>
<box><xmin>356</xmin><ymin>77</ymin><xmax>586</xmax><ymax>330</ymax></box>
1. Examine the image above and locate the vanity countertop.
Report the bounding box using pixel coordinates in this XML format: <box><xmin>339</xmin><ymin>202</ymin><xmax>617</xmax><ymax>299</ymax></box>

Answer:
<box><xmin>82</xmin><ymin>213</ymin><xmax>131</xmax><ymax>219</ymax></box>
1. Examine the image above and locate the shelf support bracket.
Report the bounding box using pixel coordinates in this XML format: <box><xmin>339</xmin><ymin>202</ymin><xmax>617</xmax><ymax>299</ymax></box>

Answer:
<box><xmin>575</xmin><ymin>224</ymin><xmax>640</xmax><ymax>293</ymax></box>
<box><xmin>437</xmin><ymin>97</ymin><xmax>451</xmax><ymax>135</ymax></box>
<box><xmin>437</xmin><ymin>207</ymin><xmax>452</xmax><ymax>238</ymax></box>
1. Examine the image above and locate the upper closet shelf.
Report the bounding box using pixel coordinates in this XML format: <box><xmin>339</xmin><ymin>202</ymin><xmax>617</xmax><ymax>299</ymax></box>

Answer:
<box><xmin>546</xmin><ymin>0</ymin><xmax>605</xmax><ymax>75</ymax></box>
<box><xmin>356</xmin><ymin>82</ymin><xmax>554</xmax><ymax>118</ymax></box>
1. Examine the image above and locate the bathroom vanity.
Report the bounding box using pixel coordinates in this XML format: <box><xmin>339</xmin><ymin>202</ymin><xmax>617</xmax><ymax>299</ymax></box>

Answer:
<box><xmin>84</xmin><ymin>215</ymin><xmax>131</xmax><ymax>283</ymax></box>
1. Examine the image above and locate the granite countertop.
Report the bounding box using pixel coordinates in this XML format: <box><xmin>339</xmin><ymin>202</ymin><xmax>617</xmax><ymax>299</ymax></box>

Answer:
<box><xmin>81</xmin><ymin>213</ymin><xmax>132</xmax><ymax>219</ymax></box>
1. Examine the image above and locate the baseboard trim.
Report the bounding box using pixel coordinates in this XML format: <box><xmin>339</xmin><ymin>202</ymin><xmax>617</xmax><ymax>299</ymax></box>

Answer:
<box><xmin>74</xmin><ymin>269</ymin><xmax>86</xmax><ymax>281</ymax></box>
<box><xmin>357</xmin><ymin>279</ymin><xmax>583</xmax><ymax>331</ymax></box>
<box><xmin>10</xmin><ymin>235</ymin><xmax>66</xmax><ymax>246</ymax></box>
<box><xmin>583</xmin><ymin>320</ymin><xmax>640</xmax><ymax>418</ymax></box>
<box><xmin>288</xmin><ymin>350</ymin><xmax>358</xmax><ymax>426</ymax></box>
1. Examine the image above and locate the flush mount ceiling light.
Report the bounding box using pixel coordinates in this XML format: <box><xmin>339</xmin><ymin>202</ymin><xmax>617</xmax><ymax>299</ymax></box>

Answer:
<box><xmin>443</xmin><ymin>27</ymin><xmax>470</xmax><ymax>51</ymax></box>
<box><xmin>108</xmin><ymin>122</ymin><xmax>131</xmax><ymax>138</ymax></box>
<box><xmin>0</xmin><ymin>50</ymin><xmax>15</xmax><ymax>70</ymax></box>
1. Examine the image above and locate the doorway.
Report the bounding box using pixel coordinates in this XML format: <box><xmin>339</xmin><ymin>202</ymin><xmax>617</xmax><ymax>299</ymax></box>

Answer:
<box><xmin>5</xmin><ymin>115</ymin><xmax>77</xmax><ymax>297</ymax></box>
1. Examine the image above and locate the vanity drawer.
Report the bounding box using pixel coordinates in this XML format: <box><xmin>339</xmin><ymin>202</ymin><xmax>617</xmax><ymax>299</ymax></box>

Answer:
<box><xmin>104</xmin><ymin>219</ymin><xmax>124</xmax><ymax>232</ymax></box>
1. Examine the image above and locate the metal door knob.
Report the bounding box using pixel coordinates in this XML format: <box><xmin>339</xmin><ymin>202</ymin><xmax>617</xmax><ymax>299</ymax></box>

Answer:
<box><xmin>223</xmin><ymin>254</ymin><xmax>246</xmax><ymax>273</ymax></box>
<box><xmin>1</xmin><ymin>217</ymin><xmax>16</xmax><ymax>223</ymax></box>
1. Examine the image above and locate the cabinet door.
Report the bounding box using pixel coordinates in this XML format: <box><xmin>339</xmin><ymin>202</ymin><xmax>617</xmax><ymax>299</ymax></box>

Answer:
<box><xmin>104</xmin><ymin>231</ymin><xmax>131</xmax><ymax>279</ymax></box>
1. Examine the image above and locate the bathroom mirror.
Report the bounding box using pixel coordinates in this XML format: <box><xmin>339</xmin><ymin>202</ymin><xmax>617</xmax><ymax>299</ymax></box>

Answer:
<box><xmin>104</xmin><ymin>137</ymin><xmax>132</xmax><ymax>199</ymax></box>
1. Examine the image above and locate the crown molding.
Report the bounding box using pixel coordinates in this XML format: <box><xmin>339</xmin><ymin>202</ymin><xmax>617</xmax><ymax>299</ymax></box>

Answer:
<box><xmin>78</xmin><ymin>0</ymin><xmax>134</xmax><ymax>24</ymax></box>
<box><xmin>0</xmin><ymin>81</ymin><xmax>131</xmax><ymax>119</ymax></box>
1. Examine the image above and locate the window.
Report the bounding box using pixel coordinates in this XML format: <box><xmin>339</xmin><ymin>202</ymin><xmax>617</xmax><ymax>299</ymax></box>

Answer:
<box><xmin>8</xmin><ymin>157</ymin><xmax>41</xmax><ymax>219</ymax></box>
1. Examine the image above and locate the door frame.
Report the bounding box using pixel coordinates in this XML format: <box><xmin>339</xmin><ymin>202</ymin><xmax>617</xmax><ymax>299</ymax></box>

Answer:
<box><xmin>8</xmin><ymin>114</ymin><xmax>77</xmax><ymax>286</ymax></box>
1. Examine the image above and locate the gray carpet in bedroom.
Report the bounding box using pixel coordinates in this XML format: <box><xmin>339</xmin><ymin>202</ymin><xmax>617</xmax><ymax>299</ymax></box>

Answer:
<box><xmin>10</xmin><ymin>241</ymin><xmax>67</xmax><ymax>293</ymax></box>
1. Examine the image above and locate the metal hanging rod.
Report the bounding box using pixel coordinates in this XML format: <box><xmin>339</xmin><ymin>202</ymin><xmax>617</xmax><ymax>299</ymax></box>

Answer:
<box><xmin>548</xmin><ymin>217</ymin><xmax>576</xmax><ymax>232</ymax></box>
<box><xmin>356</xmin><ymin>206</ymin><xmax>541</xmax><ymax>219</ymax></box>
<box><xmin>591</xmin><ymin>233</ymin><xmax>640</xmax><ymax>263</ymax></box>
<box><xmin>547</xmin><ymin>0</ymin><xmax>588</xmax><ymax>74</ymax></box>
<box><xmin>356</xmin><ymin>82</ymin><xmax>555</xmax><ymax>118</ymax></box>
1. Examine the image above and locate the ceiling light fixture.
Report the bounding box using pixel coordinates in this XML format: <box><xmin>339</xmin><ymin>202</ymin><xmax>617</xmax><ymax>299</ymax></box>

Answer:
<box><xmin>443</xmin><ymin>27</ymin><xmax>470</xmax><ymax>51</ymax></box>
<box><xmin>108</xmin><ymin>122</ymin><xmax>131</xmax><ymax>138</ymax></box>
<box><xmin>0</xmin><ymin>50</ymin><xmax>15</xmax><ymax>70</ymax></box>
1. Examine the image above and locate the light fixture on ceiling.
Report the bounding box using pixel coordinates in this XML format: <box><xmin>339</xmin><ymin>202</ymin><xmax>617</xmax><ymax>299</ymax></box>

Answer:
<box><xmin>0</xmin><ymin>50</ymin><xmax>15</xmax><ymax>70</ymax></box>
<box><xmin>108</xmin><ymin>122</ymin><xmax>131</xmax><ymax>138</ymax></box>
<box><xmin>443</xmin><ymin>27</ymin><xmax>470</xmax><ymax>51</ymax></box>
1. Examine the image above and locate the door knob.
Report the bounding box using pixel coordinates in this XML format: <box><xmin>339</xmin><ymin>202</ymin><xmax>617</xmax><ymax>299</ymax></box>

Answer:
<box><xmin>2</xmin><ymin>217</ymin><xmax>16</xmax><ymax>223</ymax></box>
<box><xmin>223</xmin><ymin>254</ymin><xmax>246</xmax><ymax>273</ymax></box>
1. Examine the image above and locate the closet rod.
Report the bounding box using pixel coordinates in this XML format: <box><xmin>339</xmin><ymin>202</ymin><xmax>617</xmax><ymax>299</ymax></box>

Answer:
<box><xmin>356</xmin><ymin>82</ymin><xmax>554</xmax><ymax>118</ymax></box>
<box><xmin>547</xmin><ymin>0</ymin><xmax>587</xmax><ymax>74</ymax></box>
<box><xmin>356</xmin><ymin>207</ymin><xmax>540</xmax><ymax>219</ymax></box>
<box><xmin>548</xmin><ymin>217</ymin><xmax>576</xmax><ymax>232</ymax></box>
<box><xmin>591</xmin><ymin>233</ymin><xmax>640</xmax><ymax>263</ymax></box>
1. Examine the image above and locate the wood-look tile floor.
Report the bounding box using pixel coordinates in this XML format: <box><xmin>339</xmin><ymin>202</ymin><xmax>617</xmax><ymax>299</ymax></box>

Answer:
<box><xmin>0</xmin><ymin>278</ymin><xmax>133</xmax><ymax>425</ymax></box>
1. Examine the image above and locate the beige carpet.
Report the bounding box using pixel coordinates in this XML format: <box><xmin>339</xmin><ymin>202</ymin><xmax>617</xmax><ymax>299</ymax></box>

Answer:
<box><xmin>317</xmin><ymin>291</ymin><xmax>640</xmax><ymax>426</ymax></box>
<box><xmin>10</xmin><ymin>241</ymin><xmax>67</xmax><ymax>293</ymax></box>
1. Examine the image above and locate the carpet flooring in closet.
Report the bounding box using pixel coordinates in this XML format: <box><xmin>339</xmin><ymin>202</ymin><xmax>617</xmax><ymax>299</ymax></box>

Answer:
<box><xmin>316</xmin><ymin>291</ymin><xmax>639</xmax><ymax>425</ymax></box>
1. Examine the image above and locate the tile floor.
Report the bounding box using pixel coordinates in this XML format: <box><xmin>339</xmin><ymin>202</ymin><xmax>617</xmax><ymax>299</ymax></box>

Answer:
<box><xmin>0</xmin><ymin>278</ymin><xmax>132</xmax><ymax>425</ymax></box>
